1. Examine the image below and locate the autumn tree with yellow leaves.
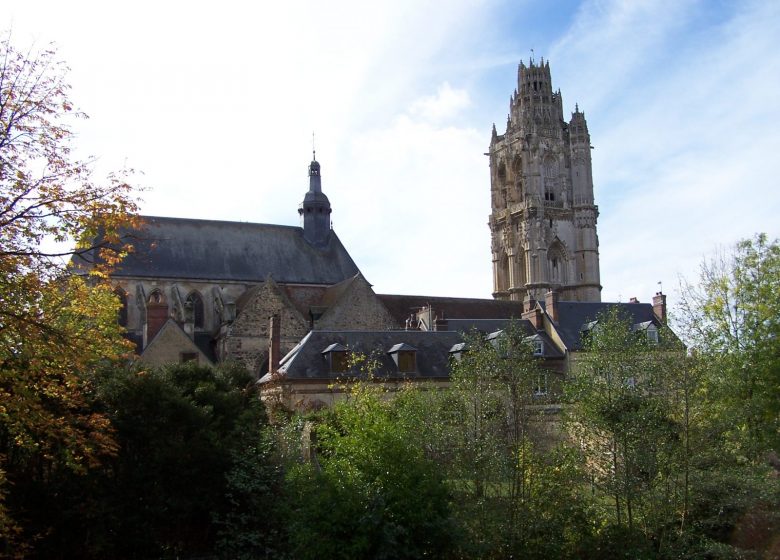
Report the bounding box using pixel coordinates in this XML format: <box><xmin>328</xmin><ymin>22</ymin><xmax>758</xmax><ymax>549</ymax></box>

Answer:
<box><xmin>0</xmin><ymin>33</ymin><xmax>139</xmax><ymax>549</ymax></box>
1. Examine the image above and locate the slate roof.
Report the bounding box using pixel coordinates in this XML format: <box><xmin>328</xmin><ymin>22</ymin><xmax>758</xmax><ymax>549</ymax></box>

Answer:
<box><xmin>378</xmin><ymin>294</ymin><xmax>525</xmax><ymax>326</ymax></box>
<box><xmin>90</xmin><ymin>216</ymin><xmax>361</xmax><ymax>284</ymax></box>
<box><xmin>261</xmin><ymin>330</ymin><xmax>464</xmax><ymax>383</ymax></box>
<box><xmin>541</xmin><ymin>301</ymin><xmax>660</xmax><ymax>350</ymax></box>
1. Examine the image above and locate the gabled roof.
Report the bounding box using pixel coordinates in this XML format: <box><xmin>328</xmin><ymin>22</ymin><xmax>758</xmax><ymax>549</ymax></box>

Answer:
<box><xmin>540</xmin><ymin>301</ymin><xmax>660</xmax><ymax>350</ymax></box>
<box><xmin>261</xmin><ymin>330</ymin><xmax>463</xmax><ymax>383</ymax></box>
<box><xmin>87</xmin><ymin>216</ymin><xmax>361</xmax><ymax>284</ymax></box>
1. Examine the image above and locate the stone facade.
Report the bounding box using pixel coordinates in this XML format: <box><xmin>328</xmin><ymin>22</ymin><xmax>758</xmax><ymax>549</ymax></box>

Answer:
<box><xmin>489</xmin><ymin>59</ymin><xmax>601</xmax><ymax>302</ymax></box>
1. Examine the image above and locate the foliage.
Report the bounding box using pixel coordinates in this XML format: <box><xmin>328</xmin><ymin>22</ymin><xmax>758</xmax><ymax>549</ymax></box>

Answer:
<box><xmin>0</xmin><ymin>32</ymin><xmax>139</xmax><ymax>549</ymax></box>
<box><xmin>284</xmin><ymin>382</ymin><xmax>455</xmax><ymax>560</ymax></box>
<box><xmin>679</xmin><ymin>233</ymin><xmax>780</xmax><ymax>458</ymax></box>
<box><xmin>8</xmin><ymin>361</ymin><xmax>279</xmax><ymax>559</ymax></box>
<box><xmin>438</xmin><ymin>324</ymin><xmax>592</xmax><ymax>559</ymax></box>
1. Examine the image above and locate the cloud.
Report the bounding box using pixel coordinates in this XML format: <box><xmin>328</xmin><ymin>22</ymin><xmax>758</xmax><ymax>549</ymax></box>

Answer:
<box><xmin>409</xmin><ymin>82</ymin><xmax>471</xmax><ymax>123</ymax></box>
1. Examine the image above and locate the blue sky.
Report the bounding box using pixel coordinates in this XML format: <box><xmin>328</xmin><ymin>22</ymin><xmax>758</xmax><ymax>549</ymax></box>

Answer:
<box><xmin>5</xmin><ymin>0</ymin><xmax>779</xmax><ymax>311</ymax></box>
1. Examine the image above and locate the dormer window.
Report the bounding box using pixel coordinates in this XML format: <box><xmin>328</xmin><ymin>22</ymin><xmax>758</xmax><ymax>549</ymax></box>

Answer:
<box><xmin>632</xmin><ymin>321</ymin><xmax>659</xmax><ymax>346</ymax></box>
<box><xmin>449</xmin><ymin>342</ymin><xmax>467</xmax><ymax>363</ymax></box>
<box><xmin>525</xmin><ymin>334</ymin><xmax>544</xmax><ymax>357</ymax></box>
<box><xmin>322</xmin><ymin>343</ymin><xmax>350</xmax><ymax>374</ymax></box>
<box><xmin>388</xmin><ymin>343</ymin><xmax>417</xmax><ymax>373</ymax></box>
<box><xmin>646</xmin><ymin>325</ymin><xmax>659</xmax><ymax>345</ymax></box>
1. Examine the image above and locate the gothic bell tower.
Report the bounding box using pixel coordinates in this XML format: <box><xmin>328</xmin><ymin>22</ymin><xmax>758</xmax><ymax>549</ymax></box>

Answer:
<box><xmin>488</xmin><ymin>58</ymin><xmax>601</xmax><ymax>303</ymax></box>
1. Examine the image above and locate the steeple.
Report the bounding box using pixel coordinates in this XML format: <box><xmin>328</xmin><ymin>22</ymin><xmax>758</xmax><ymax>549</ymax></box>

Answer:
<box><xmin>299</xmin><ymin>152</ymin><xmax>332</xmax><ymax>247</ymax></box>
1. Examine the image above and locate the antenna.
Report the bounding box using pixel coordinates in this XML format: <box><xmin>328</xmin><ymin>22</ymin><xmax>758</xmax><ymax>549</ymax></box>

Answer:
<box><xmin>312</xmin><ymin>131</ymin><xmax>316</xmax><ymax>161</ymax></box>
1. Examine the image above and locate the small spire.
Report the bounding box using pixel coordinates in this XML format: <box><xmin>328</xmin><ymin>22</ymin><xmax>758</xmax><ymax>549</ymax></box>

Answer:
<box><xmin>312</xmin><ymin>131</ymin><xmax>316</xmax><ymax>161</ymax></box>
<box><xmin>575</xmin><ymin>103</ymin><xmax>579</xmax><ymax>113</ymax></box>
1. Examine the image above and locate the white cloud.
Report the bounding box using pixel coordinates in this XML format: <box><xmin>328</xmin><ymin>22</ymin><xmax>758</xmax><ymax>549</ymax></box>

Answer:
<box><xmin>409</xmin><ymin>82</ymin><xmax>471</xmax><ymax>122</ymax></box>
<box><xmin>3</xmin><ymin>0</ymin><xmax>778</xmax><ymax>307</ymax></box>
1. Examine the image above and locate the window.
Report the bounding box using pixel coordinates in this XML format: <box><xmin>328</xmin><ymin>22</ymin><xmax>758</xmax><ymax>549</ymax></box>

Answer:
<box><xmin>114</xmin><ymin>287</ymin><xmax>128</xmax><ymax>327</ymax></box>
<box><xmin>322</xmin><ymin>343</ymin><xmax>350</xmax><ymax>374</ymax></box>
<box><xmin>525</xmin><ymin>335</ymin><xmax>544</xmax><ymax>357</ymax></box>
<box><xmin>388</xmin><ymin>343</ymin><xmax>417</xmax><ymax>374</ymax></box>
<box><xmin>186</xmin><ymin>291</ymin><xmax>204</xmax><ymax>329</ymax></box>
<box><xmin>646</xmin><ymin>325</ymin><xmax>659</xmax><ymax>345</ymax></box>
<box><xmin>534</xmin><ymin>371</ymin><xmax>548</xmax><ymax>396</ymax></box>
<box><xmin>397</xmin><ymin>351</ymin><xmax>416</xmax><ymax>373</ymax></box>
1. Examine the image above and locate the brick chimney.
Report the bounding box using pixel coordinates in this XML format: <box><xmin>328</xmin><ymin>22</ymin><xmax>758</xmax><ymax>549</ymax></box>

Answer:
<box><xmin>269</xmin><ymin>314</ymin><xmax>281</xmax><ymax>373</ymax></box>
<box><xmin>629</xmin><ymin>297</ymin><xmax>640</xmax><ymax>304</ymax></box>
<box><xmin>652</xmin><ymin>292</ymin><xmax>667</xmax><ymax>324</ymax></box>
<box><xmin>522</xmin><ymin>294</ymin><xmax>543</xmax><ymax>329</ymax></box>
<box><xmin>545</xmin><ymin>290</ymin><xmax>559</xmax><ymax>323</ymax></box>
<box><xmin>145</xmin><ymin>291</ymin><xmax>168</xmax><ymax>347</ymax></box>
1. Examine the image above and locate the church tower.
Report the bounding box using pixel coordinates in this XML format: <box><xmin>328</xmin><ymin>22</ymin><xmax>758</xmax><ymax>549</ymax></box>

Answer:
<box><xmin>488</xmin><ymin>58</ymin><xmax>601</xmax><ymax>303</ymax></box>
<box><xmin>299</xmin><ymin>153</ymin><xmax>332</xmax><ymax>247</ymax></box>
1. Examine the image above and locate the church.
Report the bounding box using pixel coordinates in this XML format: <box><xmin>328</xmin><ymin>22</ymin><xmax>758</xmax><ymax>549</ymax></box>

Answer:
<box><xmin>89</xmin><ymin>59</ymin><xmax>667</xmax><ymax>410</ymax></box>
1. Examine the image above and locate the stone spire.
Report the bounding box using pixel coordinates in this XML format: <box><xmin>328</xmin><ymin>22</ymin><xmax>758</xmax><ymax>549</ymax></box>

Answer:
<box><xmin>298</xmin><ymin>152</ymin><xmax>332</xmax><ymax>247</ymax></box>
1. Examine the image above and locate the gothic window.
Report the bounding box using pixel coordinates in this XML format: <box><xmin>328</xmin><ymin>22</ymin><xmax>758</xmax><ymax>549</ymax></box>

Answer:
<box><xmin>548</xmin><ymin>243</ymin><xmax>567</xmax><ymax>285</ymax></box>
<box><xmin>186</xmin><ymin>291</ymin><xmax>204</xmax><ymax>329</ymax></box>
<box><xmin>114</xmin><ymin>287</ymin><xmax>128</xmax><ymax>327</ymax></box>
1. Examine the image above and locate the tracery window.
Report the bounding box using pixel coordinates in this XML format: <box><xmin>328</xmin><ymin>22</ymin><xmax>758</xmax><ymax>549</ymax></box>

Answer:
<box><xmin>186</xmin><ymin>291</ymin><xmax>204</xmax><ymax>329</ymax></box>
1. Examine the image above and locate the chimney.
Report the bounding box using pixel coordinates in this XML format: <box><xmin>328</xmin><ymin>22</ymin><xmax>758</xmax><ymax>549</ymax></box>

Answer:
<box><xmin>545</xmin><ymin>290</ymin><xmax>559</xmax><ymax>323</ymax></box>
<box><xmin>652</xmin><ymin>292</ymin><xmax>667</xmax><ymax>324</ymax></box>
<box><xmin>629</xmin><ymin>297</ymin><xmax>639</xmax><ymax>304</ymax></box>
<box><xmin>522</xmin><ymin>294</ymin><xmax>543</xmax><ymax>329</ymax></box>
<box><xmin>523</xmin><ymin>294</ymin><xmax>536</xmax><ymax>313</ymax></box>
<box><xmin>269</xmin><ymin>314</ymin><xmax>281</xmax><ymax>373</ymax></box>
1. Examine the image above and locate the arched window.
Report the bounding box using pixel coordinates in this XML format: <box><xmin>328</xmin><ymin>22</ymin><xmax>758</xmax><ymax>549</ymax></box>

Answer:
<box><xmin>548</xmin><ymin>242</ymin><xmax>568</xmax><ymax>285</ymax></box>
<box><xmin>114</xmin><ymin>287</ymin><xmax>128</xmax><ymax>327</ymax></box>
<box><xmin>186</xmin><ymin>291</ymin><xmax>204</xmax><ymax>329</ymax></box>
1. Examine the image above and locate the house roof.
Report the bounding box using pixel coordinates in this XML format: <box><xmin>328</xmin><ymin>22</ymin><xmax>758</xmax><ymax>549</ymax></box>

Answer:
<box><xmin>261</xmin><ymin>330</ymin><xmax>464</xmax><ymax>383</ymax></box>
<box><xmin>85</xmin><ymin>216</ymin><xmax>361</xmax><ymax>285</ymax></box>
<box><xmin>541</xmin><ymin>301</ymin><xmax>659</xmax><ymax>350</ymax></box>
<box><xmin>377</xmin><ymin>294</ymin><xmax>525</xmax><ymax>326</ymax></box>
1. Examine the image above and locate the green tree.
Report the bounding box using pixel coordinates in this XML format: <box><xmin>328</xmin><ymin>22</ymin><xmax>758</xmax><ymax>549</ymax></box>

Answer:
<box><xmin>284</xmin><ymin>382</ymin><xmax>454</xmax><ymax>560</ymax></box>
<box><xmin>679</xmin><ymin>233</ymin><xmax>780</xmax><ymax>458</ymax></box>
<box><xmin>441</xmin><ymin>324</ymin><xmax>591</xmax><ymax>559</ymax></box>
<box><xmin>565</xmin><ymin>308</ymin><xmax>682</xmax><ymax>550</ymax></box>
<box><xmin>0</xmin><ymin>33</ymin><xmax>139</xmax><ymax>549</ymax></box>
<box><xmin>17</xmin><ymin>362</ymin><xmax>280</xmax><ymax>559</ymax></box>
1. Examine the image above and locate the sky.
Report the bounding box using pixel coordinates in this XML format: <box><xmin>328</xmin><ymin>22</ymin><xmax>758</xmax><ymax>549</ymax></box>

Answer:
<box><xmin>5</xmin><ymin>0</ymin><xmax>780</xmax><ymax>312</ymax></box>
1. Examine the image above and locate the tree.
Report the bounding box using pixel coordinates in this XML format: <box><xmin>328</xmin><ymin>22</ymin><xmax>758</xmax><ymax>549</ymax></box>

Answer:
<box><xmin>0</xmin><ymin>33</ymin><xmax>139</xmax><ymax>549</ymax></box>
<box><xmin>445</xmin><ymin>324</ymin><xmax>591</xmax><ymax>559</ymax></box>
<box><xmin>679</xmin><ymin>234</ymin><xmax>780</xmax><ymax>458</ymax></box>
<box><xmin>284</xmin><ymin>381</ymin><xmax>455</xmax><ymax>560</ymax></box>
<box><xmin>565</xmin><ymin>308</ymin><xmax>682</xmax><ymax>551</ymax></box>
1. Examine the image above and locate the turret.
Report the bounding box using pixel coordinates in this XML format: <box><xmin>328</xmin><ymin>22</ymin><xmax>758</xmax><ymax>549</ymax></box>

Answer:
<box><xmin>298</xmin><ymin>153</ymin><xmax>332</xmax><ymax>247</ymax></box>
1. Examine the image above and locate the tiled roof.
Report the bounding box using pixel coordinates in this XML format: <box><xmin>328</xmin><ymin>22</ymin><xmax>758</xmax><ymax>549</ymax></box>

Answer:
<box><xmin>262</xmin><ymin>330</ymin><xmax>464</xmax><ymax>382</ymax></box>
<box><xmin>541</xmin><ymin>301</ymin><xmax>659</xmax><ymax>350</ymax></box>
<box><xmin>80</xmin><ymin>216</ymin><xmax>361</xmax><ymax>285</ymax></box>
